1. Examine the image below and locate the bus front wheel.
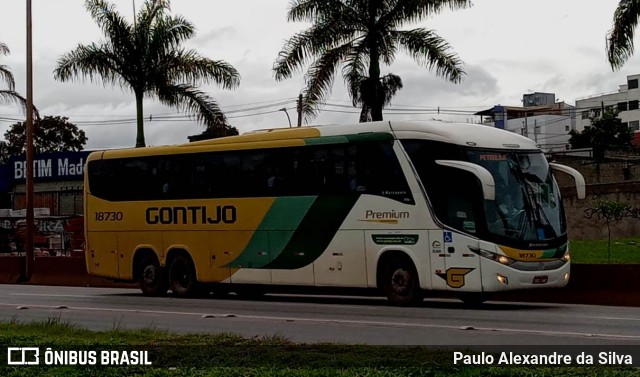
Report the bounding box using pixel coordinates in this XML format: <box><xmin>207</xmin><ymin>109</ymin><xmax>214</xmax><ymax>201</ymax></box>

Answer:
<box><xmin>169</xmin><ymin>254</ymin><xmax>199</xmax><ymax>298</ymax></box>
<box><xmin>138</xmin><ymin>255</ymin><xmax>168</xmax><ymax>296</ymax></box>
<box><xmin>382</xmin><ymin>258</ymin><xmax>422</xmax><ymax>306</ymax></box>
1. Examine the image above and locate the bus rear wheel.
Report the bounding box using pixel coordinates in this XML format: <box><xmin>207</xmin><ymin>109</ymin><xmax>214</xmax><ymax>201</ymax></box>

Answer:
<box><xmin>169</xmin><ymin>254</ymin><xmax>200</xmax><ymax>298</ymax></box>
<box><xmin>138</xmin><ymin>255</ymin><xmax>168</xmax><ymax>296</ymax></box>
<box><xmin>382</xmin><ymin>258</ymin><xmax>422</xmax><ymax>306</ymax></box>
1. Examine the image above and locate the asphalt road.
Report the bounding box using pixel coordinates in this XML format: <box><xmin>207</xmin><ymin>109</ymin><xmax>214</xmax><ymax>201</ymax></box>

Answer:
<box><xmin>1</xmin><ymin>284</ymin><xmax>639</xmax><ymax>346</ymax></box>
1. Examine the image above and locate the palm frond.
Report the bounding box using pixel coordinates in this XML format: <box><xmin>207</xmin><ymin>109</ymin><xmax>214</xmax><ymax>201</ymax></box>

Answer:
<box><xmin>54</xmin><ymin>43</ymin><xmax>129</xmax><ymax>88</ymax></box>
<box><xmin>274</xmin><ymin>22</ymin><xmax>358</xmax><ymax>81</ymax></box>
<box><xmin>301</xmin><ymin>43</ymin><xmax>353</xmax><ymax>121</ymax></box>
<box><xmin>341</xmin><ymin>43</ymin><xmax>369</xmax><ymax>106</ymax></box>
<box><xmin>607</xmin><ymin>0</ymin><xmax>640</xmax><ymax>70</ymax></box>
<box><xmin>0</xmin><ymin>90</ymin><xmax>27</xmax><ymax>113</ymax></box>
<box><xmin>0</xmin><ymin>64</ymin><xmax>16</xmax><ymax>91</ymax></box>
<box><xmin>157</xmin><ymin>50</ymin><xmax>240</xmax><ymax>90</ymax></box>
<box><xmin>85</xmin><ymin>0</ymin><xmax>133</xmax><ymax>52</ymax></box>
<box><xmin>380</xmin><ymin>73</ymin><xmax>403</xmax><ymax>105</ymax></box>
<box><xmin>157</xmin><ymin>83</ymin><xmax>228</xmax><ymax>128</ymax></box>
<box><xmin>0</xmin><ymin>90</ymin><xmax>39</xmax><ymax>119</ymax></box>
<box><xmin>380</xmin><ymin>0</ymin><xmax>472</xmax><ymax>28</ymax></box>
<box><xmin>0</xmin><ymin>42</ymin><xmax>9</xmax><ymax>55</ymax></box>
<box><xmin>392</xmin><ymin>28</ymin><xmax>465</xmax><ymax>83</ymax></box>
<box><xmin>288</xmin><ymin>0</ymin><xmax>357</xmax><ymax>23</ymax></box>
<box><xmin>149</xmin><ymin>14</ymin><xmax>196</xmax><ymax>52</ymax></box>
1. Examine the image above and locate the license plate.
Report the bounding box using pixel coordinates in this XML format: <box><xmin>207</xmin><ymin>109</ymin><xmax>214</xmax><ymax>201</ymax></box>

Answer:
<box><xmin>532</xmin><ymin>275</ymin><xmax>548</xmax><ymax>284</ymax></box>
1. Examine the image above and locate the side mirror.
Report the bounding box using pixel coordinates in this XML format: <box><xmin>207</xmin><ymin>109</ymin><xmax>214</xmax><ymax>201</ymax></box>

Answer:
<box><xmin>549</xmin><ymin>163</ymin><xmax>586</xmax><ymax>199</ymax></box>
<box><xmin>436</xmin><ymin>160</ymin><xmax>495</xmax><ymax>201</ymax></box>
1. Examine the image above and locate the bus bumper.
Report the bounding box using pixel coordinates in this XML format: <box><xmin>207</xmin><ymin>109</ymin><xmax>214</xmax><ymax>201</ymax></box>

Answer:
<box><xmin>480</xmin><ymin>260</ymin><xmax>570</xmax><ymax>291</ymax></box>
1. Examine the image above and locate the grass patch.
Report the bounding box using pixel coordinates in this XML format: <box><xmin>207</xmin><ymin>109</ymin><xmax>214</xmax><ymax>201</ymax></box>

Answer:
<box><xmin>571</xmin><ymin>238</ymin><xmax>640</xmax><ymax>264</ymax></box>
<box><xmin>0</xmin><ymin>320</ymin><xmax>637</xmax><ymax>376</ymax></box>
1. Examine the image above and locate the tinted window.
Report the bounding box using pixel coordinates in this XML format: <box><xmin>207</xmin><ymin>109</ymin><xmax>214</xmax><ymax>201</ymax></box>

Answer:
<box><xmin>88</xmin><ymin>141</ymin><xmax>413</xmax><ymax>204</ymax></box>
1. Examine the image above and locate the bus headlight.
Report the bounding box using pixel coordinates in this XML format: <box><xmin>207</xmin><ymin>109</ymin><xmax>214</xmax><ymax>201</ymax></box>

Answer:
<box><xmin>469</xmin><ymin>247</ymin><xmax>515</xmax><ymax>266</ymax></box>
<box><xmin>561</xmin><ymin>250</ymin><xmax>571</xmax><ymax>262</ymax></box>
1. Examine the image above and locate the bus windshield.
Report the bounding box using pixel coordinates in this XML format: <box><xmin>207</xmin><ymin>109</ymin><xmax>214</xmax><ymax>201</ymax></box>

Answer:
<box><xmin>401</xmin><ymin>139</ymin><xmax>566</xmax><ymax>248</ymax></box>
<box><xmin>468</xmin><ymin>150</ymin><xmax>566</xmax><ymax>243</ymax></box>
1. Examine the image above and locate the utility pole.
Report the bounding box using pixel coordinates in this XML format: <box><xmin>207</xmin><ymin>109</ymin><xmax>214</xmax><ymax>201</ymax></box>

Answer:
<box><xmin>24</xmin><ymin>0</ymin><xmax>34</xmax><ymax>281</ymax></box>
<box><xmin>296</xmin><ymin>93</ymin><xmax>302</xmax><ymax>127</ymax></box>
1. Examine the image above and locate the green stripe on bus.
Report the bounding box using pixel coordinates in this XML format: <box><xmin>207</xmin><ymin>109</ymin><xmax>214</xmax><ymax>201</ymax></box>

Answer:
<box><xmin>227</xmin><ymin>196</ymin><xmax>315</xmax><ymax>268</ymax></box>
<box><xmin>264</xmin><ymin>194</ymin><xmax>360</xmax><ymax>270</ymax></box>
<box><xmin>304</xmin><ymin>136</ymin><xmax>349</xmax><ymax>145</ymax></box>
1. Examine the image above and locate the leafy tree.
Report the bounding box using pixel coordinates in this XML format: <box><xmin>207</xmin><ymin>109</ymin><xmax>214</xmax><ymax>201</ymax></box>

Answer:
<box><xmin>274</xmin><ymin>0</ymin><xmax>469</xmax><ymax>122</ymax></box>
<box><xmin>569</xmin><ymin>111</ymin><xmax>632</xmax><ymax>161</ymax></box>
<box><xmin>606</xmin><ymin>0</ymin><xmax>640</xmax><ymax>69</ymax></box>
<box><xmin>54</xmin><ymin>0</ymin><xmax>240</xmax><ymax>148</ymax></box>
<box><xmin>187</xmin><ymin>125</ymin><xmax>239</xmax><ymax>142</ymax></box>
<box><xmin>3</xmin><ymin>116</ymin><xmax>88</xmax><ymax>156</ymax></box>
<box><xmin>584</xmin><ymin>200</ymin><xmax>633</xmax><ymax>262</ymax></box>
<box><xmin>1</xmin><ymin>42</ymin><xmax>29</xmax><ymax>114</ymax></box>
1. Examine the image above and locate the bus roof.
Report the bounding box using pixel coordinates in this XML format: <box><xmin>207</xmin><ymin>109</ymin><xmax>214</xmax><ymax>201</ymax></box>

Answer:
<box><xmin>93</xmin><ymin>120</ymin><xmax>540</xmax><ymax>160</ymax></box>
<box><xmin>190</xmin><ymin>120</ymin><xmax>539</xmax><ymax>150</ymax></box>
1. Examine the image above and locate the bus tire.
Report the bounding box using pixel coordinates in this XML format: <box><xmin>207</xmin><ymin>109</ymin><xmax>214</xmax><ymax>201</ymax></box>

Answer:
<box><xmin>137</xmin><ymin>254</ymin><xmax>168</xmax><ymax>296</ymax></box>
<box><xmin>382</xmin><ymin>258</ymin><xmax>422</xmax><ymax>306</ymax></box>
<box><xmin>169</xmin><ymin>254</ymin><xmax>200</xmax><ymax>298</ymax></box>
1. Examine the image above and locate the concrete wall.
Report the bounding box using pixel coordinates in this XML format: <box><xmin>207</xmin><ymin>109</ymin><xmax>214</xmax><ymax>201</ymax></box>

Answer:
<box><xmin>562</xmin><ymin>182</ymin><xmax>640</xmax><ymax>241</ymax></box>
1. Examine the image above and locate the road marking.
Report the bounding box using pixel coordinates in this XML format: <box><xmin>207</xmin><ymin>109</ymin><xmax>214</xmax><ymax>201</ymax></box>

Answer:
<box><xmin>9</xmin><ymin>293</ymin><xmax>98</xmax><ymax>298</ymax></box>
<box><xmin>1</xmin><ymin>302</ymin><xmax>639</xmax><ymax>341</ymax></box>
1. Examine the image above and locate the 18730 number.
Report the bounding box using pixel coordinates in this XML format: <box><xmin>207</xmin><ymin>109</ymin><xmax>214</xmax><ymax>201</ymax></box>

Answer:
<box><xmin>95</xmin><ymin>211</ymin><xmax>124</xmax><ymax>221</ymax></box>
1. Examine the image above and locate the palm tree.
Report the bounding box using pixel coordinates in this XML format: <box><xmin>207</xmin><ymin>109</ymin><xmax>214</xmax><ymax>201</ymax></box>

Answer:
<box><xmin>274</xmin><ymin>0</ymin><xmax>469</xmax><ymax>122</ymax></box>
<box><xmin>607</xmin><ymin>0</ymin><xmax>640</xmax><ymax>69</ymax></box>
<box><xmin>0</xmin><ymin>42</ymin><xmax>29</xmax><ymax>114</ymax></box>
<box><xmin>349</xmin><ymin>73</ymin><xmax>403</xmax><ymax>122</ymax></box>
<box><xmin>54</xmin><ymin>0</ymin><xmax>240</xmax><ymax>147</ymax></box>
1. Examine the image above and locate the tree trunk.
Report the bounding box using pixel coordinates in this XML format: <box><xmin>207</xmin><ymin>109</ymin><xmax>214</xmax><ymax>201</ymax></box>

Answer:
<box><xmin>135</xmin><ymin>91</ymin><xmax>145</xmax><ymax>148</ymax></box>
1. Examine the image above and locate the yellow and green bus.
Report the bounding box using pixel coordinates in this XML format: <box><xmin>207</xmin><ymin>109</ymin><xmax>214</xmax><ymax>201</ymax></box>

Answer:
<box><xmin>84</xmin><ymin>120</ymin><xmax>585</xmax><ymax>305</ymax></box>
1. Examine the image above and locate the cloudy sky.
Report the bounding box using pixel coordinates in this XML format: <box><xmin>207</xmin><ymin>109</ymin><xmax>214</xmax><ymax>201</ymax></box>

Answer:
<box><xmin>0</xmin><ymin>0</ymin><xmax>637</xmax><ymax>149</ymax></box>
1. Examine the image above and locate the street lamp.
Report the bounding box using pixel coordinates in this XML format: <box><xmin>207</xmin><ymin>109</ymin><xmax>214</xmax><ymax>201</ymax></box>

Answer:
<box><xmin>279</xmin><ymin>108</ymin><xmax>292</xmax><ymax>128</ymax></box>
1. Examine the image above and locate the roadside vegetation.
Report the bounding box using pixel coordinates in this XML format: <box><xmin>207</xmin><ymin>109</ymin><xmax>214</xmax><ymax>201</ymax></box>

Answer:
<box><xmin>571</xmin><ymin>238</ymin><xmax>640</xmax><ymax>264</ymax></box>
<box><xmin>0</xmin><ymin>319</ymin><xmax>637</xmax><ymax>376</ymax></box>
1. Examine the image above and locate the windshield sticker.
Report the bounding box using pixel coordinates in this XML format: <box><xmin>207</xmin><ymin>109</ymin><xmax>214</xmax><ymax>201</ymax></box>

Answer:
<box><xmin>463</xmin><ymin>221</ymin><xmax>476</xmax><ymax>233</ymax></box>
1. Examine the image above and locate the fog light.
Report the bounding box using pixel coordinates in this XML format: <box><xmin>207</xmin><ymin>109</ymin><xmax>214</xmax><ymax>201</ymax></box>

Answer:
<box><xmin>564</xmin><ymin>272</ymin><xmax>570</xmax><ymax>281</ymax></box>
<box><xmin>497</xmin><ymin>274</ymin><xmax>509</xmax><ymax>285</ymax></box>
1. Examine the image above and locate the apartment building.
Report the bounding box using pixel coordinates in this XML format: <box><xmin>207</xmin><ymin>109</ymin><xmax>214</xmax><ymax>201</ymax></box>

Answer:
<box><xmin>575</xmin><ymin>74</ymin><xmax>640</xmax><ymax>146</ymax></box>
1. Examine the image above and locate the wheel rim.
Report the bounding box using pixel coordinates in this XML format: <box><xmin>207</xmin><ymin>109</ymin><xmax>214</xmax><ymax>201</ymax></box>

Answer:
<box><xmin>142</xmin><ymin>265</ymin><xmax>156</xmax><ymax>288</ymax></box>
<box><xmin>173</xmin><ymin>260</ymin><xmax>192</xmax><ymax>290</ymax></box>
<box><xmin>391</xmin><ymin>268</ymin><xmax>411</xmax><ymax>295</ymax></box>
